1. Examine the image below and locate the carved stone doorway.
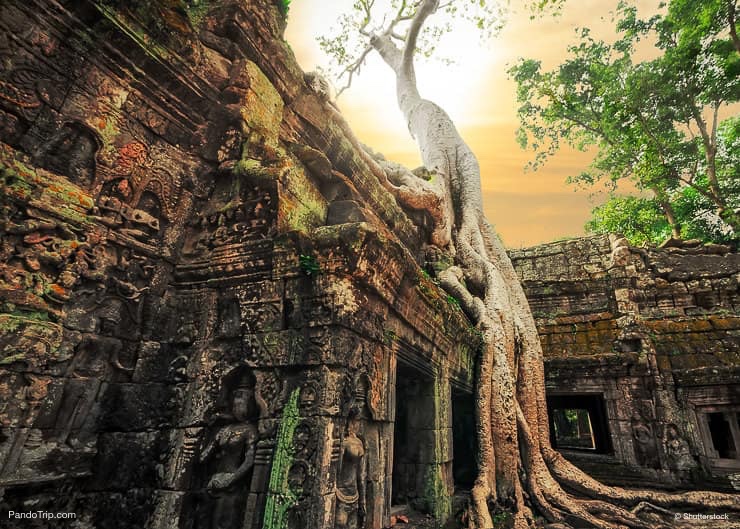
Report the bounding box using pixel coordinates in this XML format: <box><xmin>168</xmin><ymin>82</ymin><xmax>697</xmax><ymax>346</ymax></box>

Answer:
<box><xmin>547</xmin><ymin>394</ymin><xmax>613</xmax><ymax>454</ymax></box>
<box><xmin>391</xmin><ymin>362</ymin><xmax>436</xmax><ymax>512</ymax></box>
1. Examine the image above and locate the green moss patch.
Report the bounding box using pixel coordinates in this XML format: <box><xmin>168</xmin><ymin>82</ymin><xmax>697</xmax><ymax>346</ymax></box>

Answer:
<box><xmin>262</xmin><ymin>388</ymin><xmax>301</xmax><ymax>529</ymax></box>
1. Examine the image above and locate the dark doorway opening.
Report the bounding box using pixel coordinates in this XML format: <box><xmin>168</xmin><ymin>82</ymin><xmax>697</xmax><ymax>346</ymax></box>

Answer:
<box><xmin>547</xmin><ymin>394</ymin><xmax>612</xmax><ymax>454</ymax></box>
<box><xmin>392</xmin><ymin>362</ymin><xmax>435</xmax><ymax>509</ymax></box>
<box><xmin>707</xmin><ymin>412</ymin><xmax>738</xmax><ymax>459</ymax></box>
<box><xmin>452</xmin><ymin>388</ymin><xmax>476</xmax><ymax>490</ymax></box>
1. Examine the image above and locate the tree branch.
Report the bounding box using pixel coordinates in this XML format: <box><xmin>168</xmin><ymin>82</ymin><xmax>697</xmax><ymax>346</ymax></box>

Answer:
<box><xmin>728</xmin><ymin>0</ymin><xmax>740</xmax><ymax>55</ymax></box>
<box><xmin>358</xmin><ymin>0</ymin><xmax>375</xmax><ymax>36</ymax></box>
<box><xmin>710</xmin><ymin>100</ymin><xmax>720</xmax><ymax>148</ymax></box>
<box><xmin>401</xmin><ymin>0</ymin><xmax>439</xmax><ymax>82</ymax></box>
<box><xmin>336</xmin><ymin>43</ymin><xmax>374</xmax><ymax>97</ymax></box>
<box><xmin>370</xmin><ymin>33</ymin><xmax>404</xmax><ymax>73</ymax></box>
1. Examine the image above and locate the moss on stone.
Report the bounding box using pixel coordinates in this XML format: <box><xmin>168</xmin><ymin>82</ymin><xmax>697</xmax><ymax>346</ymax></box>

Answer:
<box><xmin>278</xmin><ymin>163</ymin><xmax>327</xmax><ymax>234</ymax></box>
<box><xmin>1</xmin><ymin>148</ymin><xmax>95</xmax><ymax>227</ymax></box>
<box><xmin>422</xmin><ymin>464</ymin><xmax>452</xmax><ymax>525</ymax></box>
<box><xmin>94</xmin><ymin>114</ymin><xmax>121</xmax><ymax>162</ymax></box>
<box><xmin>262</xmin><ymin>388</ymin><xmax>301</xmax><ymax>529</ymax></box>
<box><xmin>420</xmin><ymin>376</ymin><xmax>452</xmax><ymax>526</ymax></box>
<box><xmin>0</xmin><ymin>312</ymin><xmax>62</xmax><ymax>365</ymax></box>
<box><xmin>94</xmin><ymin>3</ymin><xmax>174</xmax><ymax>61</ymax></box>
<box><xmin>1</xmin><ymin>164</ymin><xmax>35</xmax><ymax>202</ymax></box>
<box><xmin>243</xmin><ymin>61</ymin><xmax>284</xmax><ymax>145</ymax></box>
<box><xmin>184</xmin><ymin>0</ymin><xmax>212</xmax><ymax>27</ymax></box>
<box><xmin>234</xmin><ymin>157</ymin><xmax>273</xmax><ymax>182</ymax></box>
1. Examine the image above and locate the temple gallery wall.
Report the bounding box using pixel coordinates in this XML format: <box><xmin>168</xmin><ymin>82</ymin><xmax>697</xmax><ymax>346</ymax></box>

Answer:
<box><xmin>0</xmin><ymin>1</ymin><xmax>737</xmax><ymax>528</ymax></box>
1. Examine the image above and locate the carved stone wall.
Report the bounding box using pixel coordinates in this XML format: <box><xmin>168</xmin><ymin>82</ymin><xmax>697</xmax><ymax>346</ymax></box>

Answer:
<box><xmin>0</xmin><ymin>2</ymin><xmax>477</xmax><ymax>528</ymax></box>
<box><xmin>511</xmin><ymin>235</ymin><xmax>740</xmax><ymax>490</ymax></box>
<box><xmin>2</xmin><ymin>2</ymin><xmax>738</xmax><ymax>528</ymax></box>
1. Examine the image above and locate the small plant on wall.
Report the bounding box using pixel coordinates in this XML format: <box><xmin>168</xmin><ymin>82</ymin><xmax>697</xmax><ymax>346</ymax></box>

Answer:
<box><xmin>299</xmin><ymin>254</ymin><xmax>320</xmax><ymax>276</ymax></box>
<box><xmin>277</xmin><ymin>0</ymin><xmax>290</xmax><ymax>18</ymax></box>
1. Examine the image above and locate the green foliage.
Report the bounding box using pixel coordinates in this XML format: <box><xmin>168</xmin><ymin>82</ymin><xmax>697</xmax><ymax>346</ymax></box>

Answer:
<box><xmin>585</xmin><ymin>195</ymin><xmax>672</xmax><ymax>246</ymax></box>
<box><xmin>446</xmin><ymin>294</ymin><xmax>461</xmax><ymax>309</ymax></box>
<box><xmin>586</xmin><ymin>188</ymin><xmax>738</xmax><ymax>246</ymax></box>
<box><xmin>491</xmin><ymin>510</ymin><xmax>513</xmax><ymax>528</ymax></box>
<box><xmin>511</xmin><ymin>0</ymin><xmax>740</xmax><ymax>243</ymax></box>
<box><xmin>298</xmin><ymin>254</ymin><xmax>320</xmax><ymax>276</ymax></box>
<box><xmin>277</xmin><ymin>0</ymin><xmax>291</xmax><ymax>18</ymax></box>
<box><xmin>184</xmin><ymin>0</ymin><xmax>210</xmax><ymax>27</ymax></box>
<box><xmin>262</xmin><ymin>389</ymin><xmax>301</xmax><ymax>529</ymax></box>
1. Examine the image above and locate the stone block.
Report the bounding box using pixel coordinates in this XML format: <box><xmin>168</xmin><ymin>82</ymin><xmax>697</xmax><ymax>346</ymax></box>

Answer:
<box><xmin>99</xmin><ymin>383</ymin><xmax>182</xmax><ymax>431</ymax></box>
<box><xmin>90</xmin><ymin>431</ymin><xmax>163</xmax><ymax>490</ymax></box>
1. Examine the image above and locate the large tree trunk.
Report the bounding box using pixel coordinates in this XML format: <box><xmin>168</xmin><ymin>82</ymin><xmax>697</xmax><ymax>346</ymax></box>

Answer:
<box><xmin>336</xmin><ymin>2</ymin><xmax>740</xmax><ymax>526</ymax></box>
<box><xmin>689</xmin><ymin>102</ymin><xmax>740</xmax><ymax>234</ymax></box>
<box><xmin>651</xmin><ymin>186</ymin><xmax>682</xmax><ymax>238</ymax></box>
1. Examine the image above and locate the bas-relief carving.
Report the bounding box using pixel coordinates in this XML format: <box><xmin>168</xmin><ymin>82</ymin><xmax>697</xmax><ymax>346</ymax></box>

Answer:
<box><xmin>198</xmin><ymin>383</ymin><xmax>259</xmax><ymax>529</ymax></box>
<box><xmin>334</xmin><ymin>407</ymin><xmax>367</xmax><ymax>529</ymax></box>
<box><xmin>663</xmin><ymin>423</ymin><xmax>694</xmax><ymax>471</ymax></box>
<box><xmin>43</xmin><ymin>121</ymin><xmax>99</xmax><ymax>179</ymax></box>
<box><xmin>0</xmin><ymin>373</ymin><xmax>50</xmax><ymax>478</ymax></box>
<box><xmin>0</xmin><ymin>17</ymin><xmax>74</xmax><ymax>124</ymax></box>
<box><xmin>631</xmin><ymin>412</ymin><xmax>660</xmax><ymax>470</ymax></box>
<box><xmin>0</xmin><ymin>7</ymin><xmax>200</xmax><ymax>517</ymax></box>
<box><xmin>3</xmin><ymin>1</ymin><xmax>736</xmax><ymax>527</ymax></box>
<box><xmin>181</xmin><ymin>176</ymin><xmax>275</xmax><ymax>261</ymax></box>
<box><xmin>240</xmin><ymin>301</ymin><xmax>283</xmax><ymax>335</ymax></box>
<box><xmin>162</xmin><ymin>368</ymin><xmax>265</xmax><ymax>529</ymax></box>
<box><xmin>0</xmin><ymin>325</ymin><xmax>142</xmax><ymax>484</ymax></box>
<box><xmin>0</xmin><ymin>205</ymin><xmax>103</xmax><ymax>309</ymax></box>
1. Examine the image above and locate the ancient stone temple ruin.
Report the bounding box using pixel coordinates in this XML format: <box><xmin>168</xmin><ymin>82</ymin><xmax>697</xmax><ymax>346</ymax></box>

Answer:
<box><xmin>0</xmin><ymin>1</ymin><xmax>737</xmax><ymax>529</ymax></box>
<box><xmin>511</xmin><ymin>236</ymin><xmax>739</xmax><ymax>492</ymax></box>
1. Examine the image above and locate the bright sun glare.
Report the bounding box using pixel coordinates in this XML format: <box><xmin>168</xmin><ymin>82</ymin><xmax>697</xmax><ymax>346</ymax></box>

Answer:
<box><xmin>286</xmin><ymin>1</ymin><xmax>501</xmax><ymax>164</ymax></box>
<box><xmin>285</xmin><ymin>0</ymin><xmax>673</xmax><ymax>246</ymax></box>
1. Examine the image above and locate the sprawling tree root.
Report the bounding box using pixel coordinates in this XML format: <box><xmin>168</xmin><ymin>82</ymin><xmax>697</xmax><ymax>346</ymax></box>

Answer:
<box><xmin>327</xmin><ymin>1</ymin><xmax>740</xmax><ymax>526</ymax></box>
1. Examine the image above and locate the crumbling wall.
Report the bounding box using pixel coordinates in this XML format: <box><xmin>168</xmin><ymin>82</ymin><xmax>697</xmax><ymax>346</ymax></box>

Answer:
<box><xmin>511</xmin><ymin>235</ymin><xmax>740</xmax><ymax>490</ymax></box>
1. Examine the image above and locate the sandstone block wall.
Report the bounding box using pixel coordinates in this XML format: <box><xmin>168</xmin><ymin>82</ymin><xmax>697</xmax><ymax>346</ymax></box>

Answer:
<box><xmin>511</xmin><ymin>235</ymin><xmax>740</xmax><ymax>490</ymax></box>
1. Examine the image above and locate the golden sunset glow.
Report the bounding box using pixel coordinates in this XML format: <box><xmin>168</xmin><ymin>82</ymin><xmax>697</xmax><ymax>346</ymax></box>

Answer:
<box><xmin>285</xmin><ymin>1</ymin><xmax>664</xmax><ymax>247</ymax></box>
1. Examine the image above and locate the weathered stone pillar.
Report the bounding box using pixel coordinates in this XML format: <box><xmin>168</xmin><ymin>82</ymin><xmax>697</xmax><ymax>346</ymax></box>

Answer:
<box><xmin>421</xmin><ymin>371</ymin><xmax>454</xmax><ymax>524</ymax></box>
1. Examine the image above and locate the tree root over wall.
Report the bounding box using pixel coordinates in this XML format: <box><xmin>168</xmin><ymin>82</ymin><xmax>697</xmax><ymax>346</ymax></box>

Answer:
<box><xmin>326</xmin><ymin>2</ymin><xmax>740</xmax><ymax>526</ymax></box>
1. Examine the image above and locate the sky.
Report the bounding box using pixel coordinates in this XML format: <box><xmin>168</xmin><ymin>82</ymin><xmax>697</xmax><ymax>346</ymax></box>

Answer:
<box><xmin>285</xmin><ymin>0</ymin><xmax>664</xmax><ymax>247</ymax></box>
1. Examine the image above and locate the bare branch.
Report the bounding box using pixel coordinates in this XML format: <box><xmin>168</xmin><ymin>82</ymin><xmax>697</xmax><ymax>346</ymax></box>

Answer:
<box><xmin>370</xmin><ymin>33</ymin><xmax>404</xmax><ymax>73</ymax></box>
<box><xmin>402</xmin><ymin>0</ymin><xmax>440</xmax><ymax>78</ymax></box>
<box><xmin>336</xmin><ymin>43</ymin><xmax>374</xmax><ymax>97</ymax></box>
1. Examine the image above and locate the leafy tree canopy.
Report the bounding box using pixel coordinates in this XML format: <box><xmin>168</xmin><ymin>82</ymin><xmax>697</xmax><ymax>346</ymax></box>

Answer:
<box><xmin>511</xmin><ymin>0</ymin><xmax>740</xmax><ymax>244</ymax></box>
<box><xmin>587</xmin><ymin>116</ymin><xmax>740</xmax><ymax>245</ymax></box>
